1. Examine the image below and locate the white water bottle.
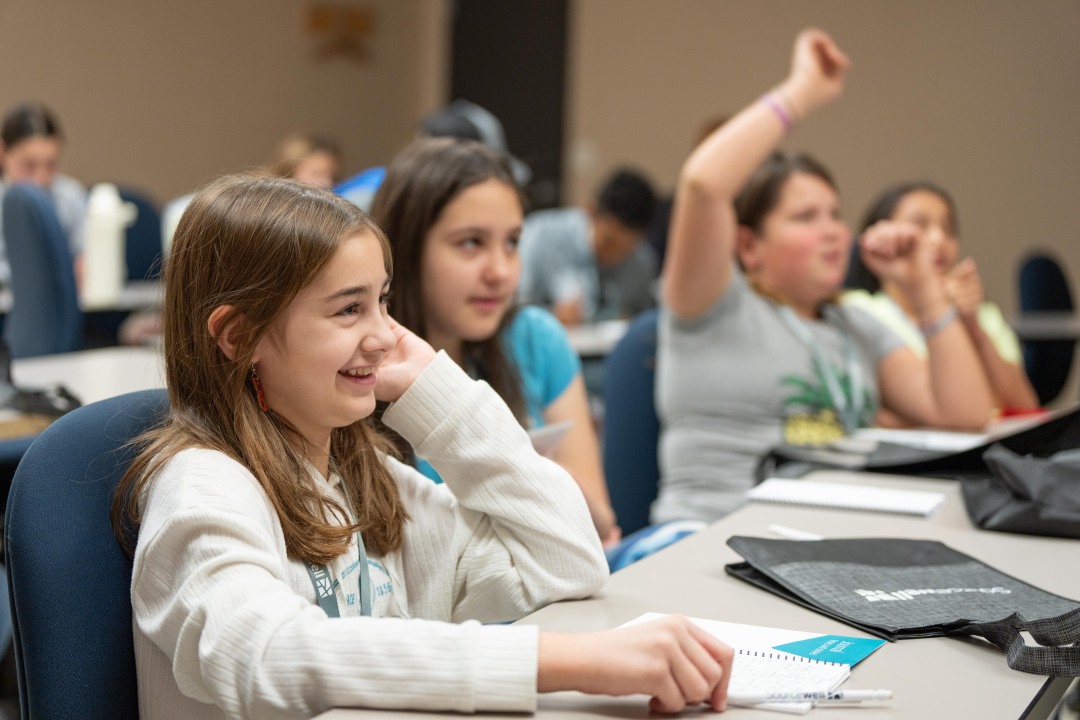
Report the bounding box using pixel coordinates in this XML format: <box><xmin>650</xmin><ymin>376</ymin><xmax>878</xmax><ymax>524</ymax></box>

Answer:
<box><xmin>82</xmin><ymin>183</ymin><xmax>137</xmax><ymax>309</ymax></box>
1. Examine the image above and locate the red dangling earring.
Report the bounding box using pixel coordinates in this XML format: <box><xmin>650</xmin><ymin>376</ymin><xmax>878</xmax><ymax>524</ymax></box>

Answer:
<box><xmin>250</xmin><ymin>365</ymin><xmax>270</xmax><ymax>412</ymax></box>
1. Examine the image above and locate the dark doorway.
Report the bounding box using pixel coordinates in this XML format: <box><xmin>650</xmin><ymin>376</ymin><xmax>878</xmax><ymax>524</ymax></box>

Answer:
<box><xmin>449</xmin><ymin>0</ymin><xmax>569</xmax><ymax>209</ymax></box>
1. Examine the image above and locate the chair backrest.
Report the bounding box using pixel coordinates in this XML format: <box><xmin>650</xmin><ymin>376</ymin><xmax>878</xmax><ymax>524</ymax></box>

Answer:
<box><xmin>602</xmin><ymin>309</ymin><xmax>660</xmax><ymax>535</ymax></box>
<box><xmin>4</xmin><ymin>389</ymin><xmax>169</xmax><ymax>720</ymax></box>
<box><xmin>1</xmin><ymin>184</ymin><xmax>83</xmax><ymax>359</ymax></box>
<box><xmin>117</xmin><ymin>187</ymin><xmax>164</xmax><ymax>281</ymax></box>
<box><xmin>1019</xmin><ymin>252</ymin><xmax>1074</xmax><ymax>314</ymax></box>
<box><xmin>1017</xmin><ymin>252</ymin><xmax>1076</xmax><ymax>405</ymax></box>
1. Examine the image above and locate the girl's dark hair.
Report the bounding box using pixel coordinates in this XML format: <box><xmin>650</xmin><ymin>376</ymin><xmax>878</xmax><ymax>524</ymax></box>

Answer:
<box><xmin>1</xmin><ymin>103</ymin><xmax>63</xmax><ymax>148</ymax></box>
<box><xmin>845</xmin><ymin>181</ymin><xmax>958</xmax><ymax>293</ymax></box>
<box><xmin>734</xmin><ymin>151</ymin><xmax>838</xmax><ymax>232</ymax></box>
<box><xmin>370</xmin><ymin>137</ymin><xmax>527</xmax><ymax>457</ymax></box>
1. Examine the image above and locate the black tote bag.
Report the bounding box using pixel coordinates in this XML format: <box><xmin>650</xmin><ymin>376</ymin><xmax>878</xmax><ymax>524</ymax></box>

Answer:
<box><xmin>725</xmin><ymin>536</ymin><xmax>1080</xmax><ymax>676</ymax></box>
<box><xmin>961</xmin><ymin>444</ymin><xmax>1080</xmax><ymax>540</ymax></box>
<box><xmin>754</xmin><ymin>404</ymin><xmax>1080</xmax><ymax>483</ymax></box>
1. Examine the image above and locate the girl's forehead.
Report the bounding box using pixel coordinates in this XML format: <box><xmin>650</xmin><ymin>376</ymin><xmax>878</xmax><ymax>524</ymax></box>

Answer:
<box><xmin>897</xmin><ymin>190</ymin><xmax>949</xmax><ymax>214</ymax></box>
<box><xmin>306</xmin><ymin>232</ymin><xmax>388</xmax><ymax>292</ymax></box>
<box><xmin>777</xmin><ymin>172</ymin><xmax>839</xmax><ymax>204</ymax></box>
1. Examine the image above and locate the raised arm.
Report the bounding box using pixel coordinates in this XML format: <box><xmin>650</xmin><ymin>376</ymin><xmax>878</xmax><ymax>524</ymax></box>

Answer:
<box><xmin>864</xmin><ymin>223</ymin><xmax>995</xmax><ymax>428</ymax></box>
<box><xmin>663</xmin><ymin>29</ymin><xmax>850</xmax><ymax>317</ymax></box>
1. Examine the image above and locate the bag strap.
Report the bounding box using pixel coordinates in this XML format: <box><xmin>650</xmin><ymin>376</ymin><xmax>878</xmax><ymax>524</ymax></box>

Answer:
<box><xmin>958</xmin><ymin>607</ymin><xmax>1080</xmax><ymax>675</ymax></box>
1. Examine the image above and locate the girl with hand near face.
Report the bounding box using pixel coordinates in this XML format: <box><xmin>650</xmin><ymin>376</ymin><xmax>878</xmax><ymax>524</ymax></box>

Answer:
<box><xmin>0</xmin><ymin>103</ymin><xmax>87</xmax><ymax>286</ymax></box>
<box><xmin>371</xmin><ymin>138</ymin><xmax>620</xmax><ymax>547</ymax></box>
<box><xmin>114</xmin><ymin>175</ymin><xmax>731</xmax><ymax>719</ymax></box>
<box><xmin>844</xmin><ymin>182</ymin><xmax>1039</xmax><ymax>417</ymax></box>
<box><xmin>656</xmin><ymin>29</ymin><xmax>993</xmax><ymax>524</ymax></box>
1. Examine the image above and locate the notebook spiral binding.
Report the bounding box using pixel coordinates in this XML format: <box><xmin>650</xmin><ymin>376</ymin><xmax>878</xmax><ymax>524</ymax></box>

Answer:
<box><xmin>736</xmin><ymin>648</ymin><xmax>845</xmax><ymax>667</ymax></box>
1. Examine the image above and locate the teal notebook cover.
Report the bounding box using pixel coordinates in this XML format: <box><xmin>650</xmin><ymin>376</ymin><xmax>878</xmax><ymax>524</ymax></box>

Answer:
<box><xmin>774</xmin><ymin>634</ymin><xmax>885</xmax><ymax>666</ymax></box>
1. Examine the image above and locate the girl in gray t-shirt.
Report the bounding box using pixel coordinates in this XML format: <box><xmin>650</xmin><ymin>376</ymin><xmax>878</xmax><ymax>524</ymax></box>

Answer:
<box><xmin>654</xmin><ymin>29</ymin><xmax>994</xmax><ymax>525</ymax></box>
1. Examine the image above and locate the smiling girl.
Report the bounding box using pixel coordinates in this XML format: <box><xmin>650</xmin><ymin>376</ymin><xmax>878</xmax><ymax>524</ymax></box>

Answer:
<box><xmin>655</xmin><ymin>29</ymin><xmax>993</xmax><ymax>524</ymax></box>
<box><xmin>113</xmin><ymin>174</ymin><xmax>731</xmax><ymax>719</ymax></box>
<box><xmin>371</xmin><ymin>138</ymin><xmax>619</xmax><ymax>546</ymax></box>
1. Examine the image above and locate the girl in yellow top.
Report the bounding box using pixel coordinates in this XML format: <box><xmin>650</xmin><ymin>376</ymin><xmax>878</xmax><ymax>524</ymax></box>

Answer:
<box><xmin>844</xmin><ymin>182</ymin><xmax>1039</xmax><ymax>417</ymax></box>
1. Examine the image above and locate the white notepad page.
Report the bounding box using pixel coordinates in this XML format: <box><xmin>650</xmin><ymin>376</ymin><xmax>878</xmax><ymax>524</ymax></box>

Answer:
<box><xmin>849</xmin><ymin>427</ymin><xmax>989</xmax><ymax>452</ymax></box>
<box><xmin>748</xmin><ymin>478</ymin><xmax>945</xmax><ymax>517</ymax></box>
<box><xmin>730</xmin><ymin>651</ymin><xmax>850</xmax><ymax>714</ymax></box>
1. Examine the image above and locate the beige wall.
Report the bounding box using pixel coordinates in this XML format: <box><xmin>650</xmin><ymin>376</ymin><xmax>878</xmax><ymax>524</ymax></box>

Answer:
<box><xmin>567</xmin><ymin>0</ymin><xmax>1080</xmax><ymax>321</ymax></box>
<box><xmin>3</xmin><ymin>0</ymin><xmax>1077</xmax><ymax>323</ymax></box>
<box><xmin>0</xmin><ymin>0</ymin><xmax>449</xmax><ymax>204</ymax></box>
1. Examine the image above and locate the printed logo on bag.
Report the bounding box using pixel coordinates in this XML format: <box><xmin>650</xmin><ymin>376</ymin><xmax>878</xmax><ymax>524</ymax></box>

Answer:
<box><xmin>855</xmin><ymin>587</ymin><xmax>1011</xmax><ymax>602</ymax></box>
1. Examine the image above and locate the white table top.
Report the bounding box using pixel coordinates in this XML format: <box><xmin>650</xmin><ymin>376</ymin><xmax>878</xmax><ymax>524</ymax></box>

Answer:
<box><xmin>11</xmin><ymin>345</ymin><xmax>164</xmax><ymax>405</ymax></box>
<box><xmin>0</xmin><ymin>279</ymin><xmax>162</xmax><ymax>314</ymax></box>
<box><xmin>316</xmin><ymin>470</ymin><xmax>1078</xmax><ymax>720</ymax></box>
<box><xmin>564</xmin><ymin>319</ymin><xmax>629</xmax><ymax>357</ymax></box>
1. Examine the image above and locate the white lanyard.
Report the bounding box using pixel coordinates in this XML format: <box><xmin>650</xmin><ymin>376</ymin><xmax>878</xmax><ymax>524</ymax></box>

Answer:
<box><xmin>778</xmin><ymin>305</ymin><xmax>866</xmax><ymax>435</ymax></box>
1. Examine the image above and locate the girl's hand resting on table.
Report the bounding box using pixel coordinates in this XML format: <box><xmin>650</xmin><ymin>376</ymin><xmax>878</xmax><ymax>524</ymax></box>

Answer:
<box><xmin>538</xmin><ymin>614</ymin><xmax>734</xmax><ymax>713</ymax></box>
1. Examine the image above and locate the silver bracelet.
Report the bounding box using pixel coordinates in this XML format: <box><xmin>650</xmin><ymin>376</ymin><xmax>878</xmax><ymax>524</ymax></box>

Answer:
<box><xmin>919</xmin><ymin>306</ymin><xmax>958</xmax><ymax>339</ymax></box>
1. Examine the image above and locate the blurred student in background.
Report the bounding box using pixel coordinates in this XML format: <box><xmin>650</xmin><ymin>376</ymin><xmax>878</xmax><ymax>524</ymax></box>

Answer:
<box><xmin>844</xmin><ymin>182</ymin><xmax>1038</xmax><ymax>418</ymax></box>
<box><xmin>371</xmin><ymin>138</ymin><xmax>620</xmax><ymax>546</ymax></box>
<box><xmin>0</xmin><ymin>102</ymin><xmax>86</xmax><ymax>286</ymax></box>
<box><xmin>518</xmin><ymin>168</ymin><xmax>658</xmax><ymax>327</ymax></box>
<box><xmin>655</xmin><ymin>28</ymin><xmax>992</xmax><ymax>525</ymax></box>
<box><xmin>266</xmin><ymin>132</ymin><xmax>343</xmax><ymax>189</ymax></box>
<box><xmin>162</xmin><ymin>131</ymin><xmax>344</xmax><ymax>251</ymax></box>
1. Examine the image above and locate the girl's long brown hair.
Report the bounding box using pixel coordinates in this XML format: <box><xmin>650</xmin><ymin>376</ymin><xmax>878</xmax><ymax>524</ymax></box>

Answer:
<box><xmin>112</xmin><ymin>174</ymin><xmax>407</xmax><ymax>564</ymax></box>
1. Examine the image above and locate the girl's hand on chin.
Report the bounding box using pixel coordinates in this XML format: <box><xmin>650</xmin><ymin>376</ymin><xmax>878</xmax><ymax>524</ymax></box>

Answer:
<box><xmin>375</xmin><ymin>317</ymin><xmax>437</xmax><ymax>403</ymax></box>
<box><xmin>859</xmin><ymin>221</ymin><xmax>935</xmax><ymax>291</ymax></box>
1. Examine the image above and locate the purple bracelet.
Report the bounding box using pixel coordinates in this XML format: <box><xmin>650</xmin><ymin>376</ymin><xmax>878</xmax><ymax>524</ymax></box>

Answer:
<box><xmin>762</xmin><ymin>93</ymin><xmax>794</xmax><ymax>133</ymax></box>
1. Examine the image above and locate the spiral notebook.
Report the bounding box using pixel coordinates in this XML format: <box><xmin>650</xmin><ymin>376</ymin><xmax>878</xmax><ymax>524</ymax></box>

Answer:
<box><xmin>729</xmin><ymin>650</ymin><xmax>848</xmax><ymax>714</ymax></box>
<box><xmin>748</xmin><ymin>478</ymin><xmax>945</xmax><ymax>517</ymax></box>
<box><xmin>623</xmin><ymin>613</ymin><xmax>881</xmax><ymax>714</ymax></box>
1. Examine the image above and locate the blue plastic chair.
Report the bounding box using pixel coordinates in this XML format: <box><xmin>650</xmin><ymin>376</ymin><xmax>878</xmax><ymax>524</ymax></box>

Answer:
<box><xmin>118</xmin><ymin>187</ymin><xmax>164</xmax><ymax>282</ymax></box>
<box><xmin>334</xmin><ymin>166</ymin><xmax>386</xmax><ymax>212</ymax></box>
<box><xmin>1017</xmin><ymin>252</ymin><xmax>1075</xmax><ymax>405</ymax></box>
<box><xmin>4</xmin><ymin>389</ymin><xmax>169</xmax><ymax>720</ymax></box>
<box><xmin>1</xmin><ymin>184</ymin><xmax>82</xmax><ymax>359</ymax></box>
<box><xmin>601</xmin><ymin>309</ymin><xmax>661</xmax><ymax>536</ymax></box>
